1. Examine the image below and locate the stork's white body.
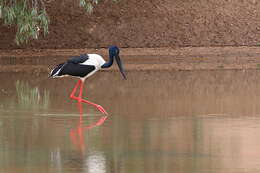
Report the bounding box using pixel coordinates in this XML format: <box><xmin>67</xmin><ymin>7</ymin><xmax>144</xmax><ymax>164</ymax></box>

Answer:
<box><xmin>81</xmin><ymin>54</ymin><xmax>106</xmax><ymax>79</ymax></box>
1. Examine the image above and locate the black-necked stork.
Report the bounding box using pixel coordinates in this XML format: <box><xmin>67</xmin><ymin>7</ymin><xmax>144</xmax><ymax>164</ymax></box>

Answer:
<box><xmin>50</xmin><ymin>46</ymin><xmax>126</xmax><ymax>114</ymax></box>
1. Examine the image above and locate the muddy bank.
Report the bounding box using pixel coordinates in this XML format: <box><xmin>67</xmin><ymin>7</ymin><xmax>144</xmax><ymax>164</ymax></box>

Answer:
<box><xmin>1</xmin><ymin>47</ymin><xmax>260</xmax><ymax>73</ymax></box>
<box><xmin>1</xmin><ymin>0</ymin><xmax>260</xmax><ymax>49</ymax></box>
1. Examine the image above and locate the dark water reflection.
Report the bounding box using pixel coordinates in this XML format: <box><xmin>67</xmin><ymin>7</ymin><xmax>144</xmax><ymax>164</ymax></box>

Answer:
<box><xmin>1</xmin><ymin>70</ymin><xmax>260</xmax><ymax>172</ymax></box>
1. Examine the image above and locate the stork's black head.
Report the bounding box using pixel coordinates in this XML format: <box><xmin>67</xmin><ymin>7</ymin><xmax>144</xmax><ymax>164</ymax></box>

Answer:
<box><xmin>109</xmin><ymin>46</ymin><xmax>120</xmax><ymax>58</ymax></box>
<box><xmin>108</xmin><ymin>46</ymin><xmax>127</xmax><ymax>80</ymax></box>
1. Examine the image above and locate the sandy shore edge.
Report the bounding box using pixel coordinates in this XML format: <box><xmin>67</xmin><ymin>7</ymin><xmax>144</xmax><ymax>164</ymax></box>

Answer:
<box><xmin>1</xmin><ymin>46</ymin><xmax>260</xmax><ymax>72</ymax></box>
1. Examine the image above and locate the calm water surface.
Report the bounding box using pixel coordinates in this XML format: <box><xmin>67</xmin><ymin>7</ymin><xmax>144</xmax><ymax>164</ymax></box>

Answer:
<box><xmin>1</xmin><ymin>70</ymin><xmax>260</xmax><ymax>173</ymax></box>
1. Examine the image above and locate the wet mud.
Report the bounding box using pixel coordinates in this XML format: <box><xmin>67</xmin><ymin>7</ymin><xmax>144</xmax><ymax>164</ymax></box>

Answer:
<box><xmin>1</xmin><ymin>47</ymin><xmax>260</xmax><ymax>73</ymax></box>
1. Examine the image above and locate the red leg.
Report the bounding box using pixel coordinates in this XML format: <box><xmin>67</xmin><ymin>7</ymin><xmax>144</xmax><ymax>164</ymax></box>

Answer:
<box><xmin>70</xmin><ymin>123</ymin><xmax>85</xmax><ymax>152</ymax></box>
<box><xmin>70</xmin><ymin>80</ymin><xmax>81</xmax><ymax>101</ymax></box>
<box><xmin>80</xmin><ymin>99</ymin><xmax>108</xmax><ymax>115</ymax></box>
<box><xmin>78</xmin><ymin>80</ymin><xmax>84</xmax><ymax>102</ymax></box>
<box><xmin>70</xmin><ymin>79</ymin><xmax>108</xmax><ymax>115</ymax></box>
<box><xmin>82</xmin><ymin>116</ymin><xmax>108</xmax><ymax>130</ymax></box>
<box><xmin>77</xmin><ymin>101</ymin><xmax>83</xmax><ymax>123</ymax></box>
<box><xmin>78</xmin><ymin>81</ymin><xmax>108</xmax><ymax>115</ymax></box>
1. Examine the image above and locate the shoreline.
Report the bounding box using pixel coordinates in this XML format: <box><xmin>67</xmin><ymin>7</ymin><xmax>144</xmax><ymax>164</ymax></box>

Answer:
<box><xmin>1</xmin><ymin>46</ymin><xmax>260</xmax><ymax>72</ymax></box>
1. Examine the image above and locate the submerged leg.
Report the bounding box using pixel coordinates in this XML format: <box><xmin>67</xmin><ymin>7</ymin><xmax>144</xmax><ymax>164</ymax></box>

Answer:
<box><xmin>78</xmin><ymin>79</ymin><xmax>84</xmax><ymax>102</ymax></box>
<box><xmin>80</xmin><ymin>81</ymin><xmax>108</xmax><ymax>115</ymax></box>
<box><xmin>70</xmin><ymin>80</ymin><xmax>81</xmax><ymax>101</ymax></box>
<box><xmin>69</xmin><ymin>79</ymin><xmax>108</xmax><ymax>115</ymax></box>
<box><xmin>77</xmin><ymin>100</ymin><xmax>83</xmax><ymax>123</ymax></box>
<box><xmin>80</xmin><ymin>99</ymin><xmax>108</xmax><ymax>115</ymax></box>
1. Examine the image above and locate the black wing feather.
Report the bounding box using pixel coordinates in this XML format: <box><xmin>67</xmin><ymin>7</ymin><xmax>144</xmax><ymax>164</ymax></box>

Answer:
<box><xmin>59</xmin><ymin>63</ymin><xmax>95</xmax><ymax>78</ymax></box>
<box><xmin>67</xmin><ymin>54</ymin><xmax>89</xmax><ymax>64</ymax></box>
<box><xmin>50</xmin><ymin>63</ymin><xmax>65</xmax><ymax>77</ymax></box>
<box><xmin>51</xmin><ymin>54</ymin><xmax>94</xmax><ymax>78</ymax></box>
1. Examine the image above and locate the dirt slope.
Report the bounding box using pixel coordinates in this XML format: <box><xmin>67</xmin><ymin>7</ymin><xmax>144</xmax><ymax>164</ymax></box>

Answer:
<box><xmin>0</xmin><ymin>0</ymin><xmax>260</xmax><ymax>49</ymax></box>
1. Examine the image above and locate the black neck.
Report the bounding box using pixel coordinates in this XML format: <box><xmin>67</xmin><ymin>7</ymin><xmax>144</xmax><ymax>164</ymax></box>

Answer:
<box><xmin>101</xmin><ymin>55</ymin><xmax>114</xmax><ymax>68</ymax></box>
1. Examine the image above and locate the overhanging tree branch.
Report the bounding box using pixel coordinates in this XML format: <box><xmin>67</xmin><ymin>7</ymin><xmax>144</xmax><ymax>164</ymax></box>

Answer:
<box><xmin>0</xmin><ymin>0</ymin><xmax>116</xmax><ymax>45</ymax></box>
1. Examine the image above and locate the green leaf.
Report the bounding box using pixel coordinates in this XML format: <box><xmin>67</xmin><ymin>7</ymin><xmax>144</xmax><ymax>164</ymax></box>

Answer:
<box><xmin>79</xmin><ymin>0</ymin><xmax>86</xmax><ymax>7</ymax></box>
<box><xmin>31</xmin><ymin>8</ymin><xmax>37</xmax><ymax>16</ymax></box>
<box><xmin>85</xmin><ymin>2</ymin><xmax>93</xmax><ymax>13</ymax></box>
<box><xmin>1</xmin><ymin>0</ymin><xmax>119</xmax><ymax>45</ymax></box>
<box><xmin>0</xmin><ymin>5</ymin><xmax>2</xmax><ymax>18</ymax></box>
<box><xmin>19</xmin><ymin>25</ymin><xmax>24</xmax><ymax>34</ymax></box>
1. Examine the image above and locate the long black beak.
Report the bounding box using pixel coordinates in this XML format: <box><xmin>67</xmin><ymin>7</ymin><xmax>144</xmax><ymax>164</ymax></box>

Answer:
<box><xmin>115</xmin><ymin>55</ymin><xmax>127</xmax><ymax>80</ymax></box>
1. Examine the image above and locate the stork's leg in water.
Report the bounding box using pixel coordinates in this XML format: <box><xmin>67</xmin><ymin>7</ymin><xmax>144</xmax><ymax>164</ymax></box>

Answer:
<box><xmin>78</xmin><ymin>81</ymin><xmax>108</xmax><ymax>115</ymax></box>
<box><xmin>70</xmin><ymin>80</ymin><xmax>108</xmax><ymax>115</ymax></box>
<box><xmin>70</xmin><ymin>80</ymin><xmax>81</xmax><ymax>101</ymax></box>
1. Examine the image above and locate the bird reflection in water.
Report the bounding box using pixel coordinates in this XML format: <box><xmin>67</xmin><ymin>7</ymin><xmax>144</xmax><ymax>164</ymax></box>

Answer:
<box><xmin>70</xmin><ymin>100</ymin><xmax>108</xmax><ymax>152</ymax></box>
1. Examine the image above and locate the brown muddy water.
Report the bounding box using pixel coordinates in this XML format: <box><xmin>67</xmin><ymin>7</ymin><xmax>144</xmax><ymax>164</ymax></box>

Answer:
<box><xmin>1</xmin><ymin>69</ymin><xmax>260</xmax><ymax>173</ymax></box>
